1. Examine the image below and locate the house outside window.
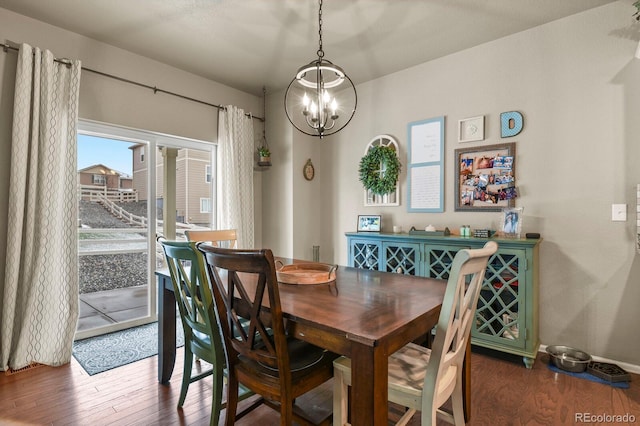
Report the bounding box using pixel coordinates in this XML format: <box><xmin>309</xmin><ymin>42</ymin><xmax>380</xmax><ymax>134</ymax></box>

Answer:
<box><xmin>200</xmin><ymin>197</ymin><xmax>212</xmax><ymax>213</ymax></box>
<box><xmin>77</xmin><ymin>119</ymin><xmax>215</xmax><ymax>341</ymax></box>
<box><xmin>205</xmin><ymin>164</ymin><xmax>211</xmax><ymax>183</ymax></box>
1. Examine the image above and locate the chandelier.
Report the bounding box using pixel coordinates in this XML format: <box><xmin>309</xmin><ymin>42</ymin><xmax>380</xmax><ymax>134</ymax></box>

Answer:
<box><xmin>284</xmin><ymin>0</ymin><xmax>357</xmax><ymax>138</ymax></box>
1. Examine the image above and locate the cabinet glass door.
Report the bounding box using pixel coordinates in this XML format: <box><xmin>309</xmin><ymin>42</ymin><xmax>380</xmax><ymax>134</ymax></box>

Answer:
<box><xmin>424</xmin><ymin>244</ymin><xmax>469</xmax><ymax>279</ymax></box>
<box><xmin>473</xmin><ymin>249</ymin><xmax>525</xmax><ymax>348</ymax></box>
<box><xmin>351</xmin><ymin>240</ymin><xmax>381</xmax><ymax>270</ymax></box>
<box><xmin>382</xmin><ymin>242</ymin><xmax>419</xmax><ymax>275</ymax></box>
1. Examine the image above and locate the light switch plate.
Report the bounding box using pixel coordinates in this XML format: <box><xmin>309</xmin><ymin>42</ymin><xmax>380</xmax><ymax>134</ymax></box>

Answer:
<box><xmin>612</xmin><ymin>204</ymin><xmax>627</xmax><ymax>221</ymax></box>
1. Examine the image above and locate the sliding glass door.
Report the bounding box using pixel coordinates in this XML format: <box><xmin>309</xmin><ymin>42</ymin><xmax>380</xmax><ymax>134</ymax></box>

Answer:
<box><xmin>75</xmin><ymin>119</ymin><xmax>214</xmax><ymax>339</ymax></box>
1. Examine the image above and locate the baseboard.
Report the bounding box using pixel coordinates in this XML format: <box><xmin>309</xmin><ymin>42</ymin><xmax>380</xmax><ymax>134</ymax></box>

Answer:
<box><xmin>539</xmin><ymin>344</ymin><xmax>640</xmax><ymax>375</ymax></box>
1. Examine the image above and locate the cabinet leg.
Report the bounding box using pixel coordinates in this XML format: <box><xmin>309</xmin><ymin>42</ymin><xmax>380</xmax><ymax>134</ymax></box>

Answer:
<box><xmin>523</xmin><ymin>356</ymin><xmax>535</xmax><ymax>369</ymax></box>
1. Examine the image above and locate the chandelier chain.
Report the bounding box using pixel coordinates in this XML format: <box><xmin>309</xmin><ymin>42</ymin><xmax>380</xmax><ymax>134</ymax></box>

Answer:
<box><xmin>317</xmin><ymin>0</ymin><xmax>324</xmax><ymax>59</ymax></box>
<box><xmin>262</xmin><ymin>86</ymin><xmax>269</xmax><ymax>147</ymax></box>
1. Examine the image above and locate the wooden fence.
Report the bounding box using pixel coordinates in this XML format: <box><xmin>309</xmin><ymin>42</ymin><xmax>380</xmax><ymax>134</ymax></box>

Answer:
<box><xmin>93</xmin><ymin>193</ymin><xmax>147</xmax><ymax>227</ymax></box>
<box><xmin>78</xmin><ymin>184</ymin><xmax>138</xmax><ymax>202</ymax></box>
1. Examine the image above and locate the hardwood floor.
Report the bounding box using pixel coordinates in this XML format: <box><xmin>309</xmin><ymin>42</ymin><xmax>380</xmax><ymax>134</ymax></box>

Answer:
<box><xmin>1</xmin><ymin>347</ymin><xmax>638</xmax><ymax>425</ymax></box>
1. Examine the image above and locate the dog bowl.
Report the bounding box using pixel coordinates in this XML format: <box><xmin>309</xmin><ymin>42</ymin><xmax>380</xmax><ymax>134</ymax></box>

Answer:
<box><xmin>546</xmin><ymin>345</ymin><xmax>591</xmax><ymax>373</ymax></box>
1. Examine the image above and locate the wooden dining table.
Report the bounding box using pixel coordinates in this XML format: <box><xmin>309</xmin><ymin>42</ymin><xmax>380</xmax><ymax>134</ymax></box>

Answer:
<box><xmin>156</xmin><ymin>258</ymin><xmax>469</xmax><ymax>426</ymax></box>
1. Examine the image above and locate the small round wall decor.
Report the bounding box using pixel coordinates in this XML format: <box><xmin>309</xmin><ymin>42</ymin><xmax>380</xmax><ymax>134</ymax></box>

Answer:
<box><xmin>303</xmin><ymin>159</ymin><xmax>315</xmax><ymax>181</ymax></box>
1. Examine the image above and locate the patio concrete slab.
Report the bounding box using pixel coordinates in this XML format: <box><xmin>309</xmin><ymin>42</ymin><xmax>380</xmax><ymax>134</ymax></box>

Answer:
<box><xmin>78</xmin><ymin>285</ymin><xmax>149</xmax><ymax>332</ymax></box>
<box><xmin>80</xmin><ymin>285</ymin><xmax>147</xmax><ymax>312</ymax></box>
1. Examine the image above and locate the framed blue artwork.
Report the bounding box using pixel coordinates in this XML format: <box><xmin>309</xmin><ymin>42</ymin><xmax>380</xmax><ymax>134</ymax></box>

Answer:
<box><xmin>407</xmin><ymin>116</ymin><xmax>444</xmax><ymax>213</ymax></box>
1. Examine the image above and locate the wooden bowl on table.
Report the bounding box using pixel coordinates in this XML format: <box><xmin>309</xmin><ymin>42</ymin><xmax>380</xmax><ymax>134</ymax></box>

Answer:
<box><xmin>276</xmin><ymin>262</ymin><xmax>338</xmax><ymax>285</ymax></box>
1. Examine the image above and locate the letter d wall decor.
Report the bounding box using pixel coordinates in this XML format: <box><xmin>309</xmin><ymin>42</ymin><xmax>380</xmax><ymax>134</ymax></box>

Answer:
<box><xmin>500</xmin><ymin>111</ymin><xmax>523</xmax><ymax>138</ymax></box>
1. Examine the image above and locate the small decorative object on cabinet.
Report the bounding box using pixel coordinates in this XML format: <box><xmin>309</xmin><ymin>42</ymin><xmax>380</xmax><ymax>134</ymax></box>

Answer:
<box><xmin>501</xmin><ymin>207</ymin><xmax>523</xmax><ymax>238</ymax></box>
<box><xmin>346</xmin><ymin>231</ymin><xmax>541</xmax><ymax>368</ymax></box>
<box><xmin>357</xmin><ymin>215</ymin><xmax>381</xmax><ymax>232</ymax></box>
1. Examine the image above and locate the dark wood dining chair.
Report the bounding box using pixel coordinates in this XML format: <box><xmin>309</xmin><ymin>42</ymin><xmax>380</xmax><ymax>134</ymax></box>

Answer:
<box><xmin>157</xmin><ymin>238</ymin><xmax>257</xmax><ymax>426</ymax></box>
<box><xmin>333</xmin><ymin>241</ymin><xmax>498</xmax><ymax>426</ymax></box>
<box><xmin>197</xmin><ymin>244</ymin><xmax>339</xmax><ymax>426</ymax></box>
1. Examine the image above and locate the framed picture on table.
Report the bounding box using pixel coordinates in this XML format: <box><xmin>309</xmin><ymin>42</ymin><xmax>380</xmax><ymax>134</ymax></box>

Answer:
<box><xmin>357</xmin><ymin>215</ymin><xmax>382</xmax><ymax>232</ymax></box>
<box><xmin>501</xmin><ymin>207</ymin><xmax>523</xmax><ymax>238</ymax></box>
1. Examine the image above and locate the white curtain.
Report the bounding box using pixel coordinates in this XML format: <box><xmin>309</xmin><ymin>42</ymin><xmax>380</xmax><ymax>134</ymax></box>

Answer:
<box><xmin>1</xmin><ymin>44</ymin><xmax>81</xmax><ymax>370</ymax></box>
<box><xmin>217</xmin><ymin>106</ymin><xmax>255</xmax><ymax>248</ymax></box>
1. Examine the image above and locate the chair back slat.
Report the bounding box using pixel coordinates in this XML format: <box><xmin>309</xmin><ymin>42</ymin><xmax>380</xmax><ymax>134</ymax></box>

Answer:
<box><xmin>185</xmin><ymin>229</ymin><xmax>238</xmax><ymax>249</ymax></box>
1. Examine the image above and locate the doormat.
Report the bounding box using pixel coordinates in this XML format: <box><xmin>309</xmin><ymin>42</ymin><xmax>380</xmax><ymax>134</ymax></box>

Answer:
<box><xmin>547</xmin><ymin>363</ymin><xmax>630</xmax><ymax>389</ymax></box>
<box><xmin>73</xmin><ymin>321</ymin><xmax>184</xmax><ymax>376</ymax></box>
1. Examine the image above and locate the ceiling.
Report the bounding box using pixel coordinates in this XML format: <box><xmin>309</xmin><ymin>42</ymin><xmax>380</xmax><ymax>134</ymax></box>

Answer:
<box><xmin>0</xmin><ymin>0</ymin><xmax>617</xmax><ymax>96</ymax></box>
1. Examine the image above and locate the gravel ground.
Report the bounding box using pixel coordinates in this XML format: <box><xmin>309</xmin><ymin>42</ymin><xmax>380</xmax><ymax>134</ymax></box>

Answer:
<box><xmin>79</xmin><ymin>200</ymin><xmax>154</xmax><ymax>294</ymax></box>
<box><xmin>79</xmin><ymin>253</ymin><xmax>148</xmax><ymax>293</ymax></box>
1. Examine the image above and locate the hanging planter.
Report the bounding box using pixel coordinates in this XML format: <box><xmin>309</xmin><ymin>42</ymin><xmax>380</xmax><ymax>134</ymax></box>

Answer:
<box><xmin>257</xmin><ymin>146</ymin><xmax>271</xmax><ymax>166</ymax></box>
<box><xmin>358</xmin><ymin>145</ymin><xmax>401</xmax><ymax>196</ymax></box>
<box><xmin>257</xmin><ymin>86</ymin><xmax>272</xmax><ymax>167</ymax></box>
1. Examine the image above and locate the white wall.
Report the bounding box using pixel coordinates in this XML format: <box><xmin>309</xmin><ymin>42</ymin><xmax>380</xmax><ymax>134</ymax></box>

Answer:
<box><xmin>267</xmin><ymin>1</ymin><xmax>640</xmax><ymax>366</ymax></box>
<box><xmin>0</xmin><ymin>8</ymin><xmax>263</xmax><ymax>294</ymax></box>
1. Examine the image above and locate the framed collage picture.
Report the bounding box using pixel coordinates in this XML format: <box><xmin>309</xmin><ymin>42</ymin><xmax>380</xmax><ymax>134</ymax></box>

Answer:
<box><xmin>454</xmin><ymin>142</ymin><xmax>517</xmax><ymax>212</ymax></box>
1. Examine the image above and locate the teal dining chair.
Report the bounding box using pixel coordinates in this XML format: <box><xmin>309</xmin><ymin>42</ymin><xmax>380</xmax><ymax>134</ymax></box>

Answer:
<box><xmin>158</xmin><ymin>238</ymin><xmax>257</xmax><ymax>426</ymax></box>
<box><xmin>333</xmin><ymin>241</ymin><xmax>498</xmax><ymax>426</ymax></box>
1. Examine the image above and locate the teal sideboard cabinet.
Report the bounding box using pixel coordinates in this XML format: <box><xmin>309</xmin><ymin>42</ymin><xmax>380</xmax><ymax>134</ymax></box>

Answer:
<box><xmin>346</xmin><ymin>231</ymin><xmax>541</xmax><ymax>368</ymax></box>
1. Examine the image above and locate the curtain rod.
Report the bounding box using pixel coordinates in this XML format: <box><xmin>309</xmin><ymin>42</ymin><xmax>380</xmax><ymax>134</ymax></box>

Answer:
<box><xmin>1</xmin><ymin>42</ymin><xmax>263</xmax><ymax>122</ymax></box>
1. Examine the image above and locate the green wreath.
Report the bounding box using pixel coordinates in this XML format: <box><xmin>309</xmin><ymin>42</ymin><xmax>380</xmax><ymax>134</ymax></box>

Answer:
<box><xmin>359</xmin><ymin>145</ymin><xmax>401</xmax><ymax>195</ymax></box>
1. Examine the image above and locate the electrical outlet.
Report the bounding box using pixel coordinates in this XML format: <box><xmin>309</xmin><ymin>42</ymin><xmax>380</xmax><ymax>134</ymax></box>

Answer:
<box><xmin>612</xmin><ymin>204</ymin><xmax>627</xmax><ymax>221</ymax></box>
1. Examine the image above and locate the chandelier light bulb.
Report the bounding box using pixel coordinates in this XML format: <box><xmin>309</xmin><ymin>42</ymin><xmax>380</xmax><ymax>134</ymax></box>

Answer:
<box><xmin>323</xmin><ymin>90</ymin><xmax>331</xmax><ymax>103</ymax></box>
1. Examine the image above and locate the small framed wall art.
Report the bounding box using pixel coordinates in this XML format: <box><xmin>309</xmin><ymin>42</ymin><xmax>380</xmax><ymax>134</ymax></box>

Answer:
<box><xmin>357</xmin><ymin>215</ymin><xmax>382</xmax><ymax>232</ymax></box>
<box><xmin>458</xmin><ymin>116</ymin><xmax>484</xmax><ymax>143</ymax></box>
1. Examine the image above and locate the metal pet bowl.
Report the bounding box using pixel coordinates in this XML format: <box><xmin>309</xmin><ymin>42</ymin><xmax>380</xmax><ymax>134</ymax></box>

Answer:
<box><xmin>546</xmin><ymin>345</ymin><xmax>591</xmax><ymax>373</ymax></box>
